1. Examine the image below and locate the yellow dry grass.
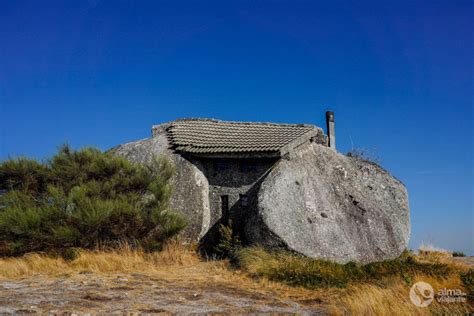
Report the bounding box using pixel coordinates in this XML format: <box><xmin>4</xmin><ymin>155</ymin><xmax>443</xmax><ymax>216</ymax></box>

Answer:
<box><xmin>0</xmin><ymin>243</ymin><xmax>471</xmax><ymax>315</ymax></box>
<box><xmin>418</xmin><ymin>247</ymin><xmax>453</xmax><ymax>262</ymax></box>
<box><xmin>237</xmin><ymin>247</ymin><xmax>472</xmax><ymax>315</ymax></box>
<box><xmin>328</xmin><ymin>249</ymin><xmax>472</xmax><ymax>315</ymax></box>
<box><xmin>328</xmin><ymin>274</ymin><xmax>470</xmax><ymax>315</ymax></box>
<box><xmin>417</xmin><ymin>248</ymin><xmax>471</xmax><ymax>274</ymax></box>
<box><xmin>0</xmin><ymin>239</ymin><xmax>198</xmax><ymax>279</ymax></box>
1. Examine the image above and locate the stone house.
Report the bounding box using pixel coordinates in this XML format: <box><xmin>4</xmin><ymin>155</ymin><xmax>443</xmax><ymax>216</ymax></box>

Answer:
<box><xmin>161</xmin><ymin>118</ymin><xmax>328</xmax><ymax>243</ymax></box>
<box><xmin>113</xmin><ymin>112</ymin><xmax>409</xmax><ymax>263</ymax></box>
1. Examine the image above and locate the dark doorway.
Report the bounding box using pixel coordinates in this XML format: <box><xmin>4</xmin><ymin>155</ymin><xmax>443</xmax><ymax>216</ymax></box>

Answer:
<box><xmin>221</xmin><ymin>195</ymin><xmax>229</xmax><ymax>223</ymax></box>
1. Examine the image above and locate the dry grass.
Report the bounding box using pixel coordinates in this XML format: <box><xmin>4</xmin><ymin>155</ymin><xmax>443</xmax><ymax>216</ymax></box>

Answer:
<box><xmin>331</xmin><ymin>283</ymin><xmax>420</xmax><ymax>315</ymax></box>
<box><xmin>236</xmin><ymin>247</ymin><xmax>472</xmax><ymax>314</ymax></box>
<box><xmin>418</xmin><ymin>243</ymin><xmax>454</xmax><ymax>259</ymax></box>
<box><xmin>0</xmin><ymin>239</ymin><xmax>198</xmax><ymax>279</ymax></box>
<box><xmin>417</xmin><ymin>248</ymin><xmax>471</xmax><ymax>274</ymax></box>
<box><xmin>329</xmin><ymin>274</ymin><xmax>470</xmax><ymax>315</ymax></box>
<box><xmin>0</xmin><ymin>243</ymin><xmax>471</xmax><ymax>315</ymax></box>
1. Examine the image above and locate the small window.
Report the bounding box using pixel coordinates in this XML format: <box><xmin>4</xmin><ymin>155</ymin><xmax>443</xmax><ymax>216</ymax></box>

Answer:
<box><xmin>240</xmin><ymin>194</ymin><xmax>249</xmax><ymax>207</ymax></box>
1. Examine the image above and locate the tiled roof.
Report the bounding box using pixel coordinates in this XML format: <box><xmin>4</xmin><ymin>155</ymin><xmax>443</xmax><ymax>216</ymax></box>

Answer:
<box><xmin>166</xmin><ymin>118</ymin><xmax>317</xmax><ymax>154</ymax></box>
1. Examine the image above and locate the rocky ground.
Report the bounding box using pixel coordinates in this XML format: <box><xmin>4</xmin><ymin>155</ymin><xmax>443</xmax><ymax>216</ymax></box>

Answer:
<box><xmin>1</xmin><ymin>255</ymin><xmax>470</xmax><ymax>315</ymax></box>
<box><xmin>0</xmin><ymin>272</ymin><xmax>324</xmax><ymax>315</ymax></box>
<box><xmin>451</xmin><ymin>256</ymin><xmax>474</xmax><ymax>267</ymax></box>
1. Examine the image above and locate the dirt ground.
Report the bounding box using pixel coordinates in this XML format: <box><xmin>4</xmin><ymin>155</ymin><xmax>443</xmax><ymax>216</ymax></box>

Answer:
<box><xmin>0</xmin><ymin>271</ymin><xmax>324</xmax><ymax>315</ymax></box>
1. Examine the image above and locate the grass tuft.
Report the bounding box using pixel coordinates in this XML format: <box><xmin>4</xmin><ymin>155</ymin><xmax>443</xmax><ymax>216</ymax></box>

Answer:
<box><xmin>236</xmin><ymin>248</ymin><xmax>452</xmax><ymax>289</ymax></box>
<box><xmin>0</xmin><ymin>239</ymin><xmax>197</xmax><ymax>279</ymax></box>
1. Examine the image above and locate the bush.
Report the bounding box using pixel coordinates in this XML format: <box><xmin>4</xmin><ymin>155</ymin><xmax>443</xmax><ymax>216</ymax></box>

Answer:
<box><xmin>213</xmin><ymin>222</ymin><xmax>241</xmax><ymax>260</ymax></box>
<box><xmin>452</xmin><ymin>251</ymin><xmax>466</xmax><ymax>257</ymax></box>
<box><xmin>236</xmin><ymin>248</ymin><xmax>451</xmax><ymax>289</ymax></box>
<box><xmin>0</xmin><ymin>145</ymin><xmax>186</xmax><ymax>256</ymax></box>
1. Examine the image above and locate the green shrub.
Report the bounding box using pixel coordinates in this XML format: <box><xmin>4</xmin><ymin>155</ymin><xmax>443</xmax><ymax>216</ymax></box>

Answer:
<box><xmin>0</xmin><ymin>145</ymin><xmax>186</xmax><ymax>256</ymax></box>
<box><xmin>236</xmin><ymin>248</ymin><xmax>451</xmax><ymax>289</ymax></box>
<box><xmin>0</xmin><ymin>158</ymin><xmax>49</xmax><ymax>196</ymax></box>
<box><xmin>213</xmin><ymin>222</ymin><xmax>241</xmax><ymax>259</ymax></box>
<box><xmin>452</xmin><ymin>251</ymin><xmax>466</xmax><ymax>257</ymax></box>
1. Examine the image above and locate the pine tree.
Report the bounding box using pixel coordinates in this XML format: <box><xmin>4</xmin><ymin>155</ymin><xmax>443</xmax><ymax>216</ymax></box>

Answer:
<box><xmin>0</xmin><ymin>145</ymin><xmax>186</xmax><ymax>256</ymax></box>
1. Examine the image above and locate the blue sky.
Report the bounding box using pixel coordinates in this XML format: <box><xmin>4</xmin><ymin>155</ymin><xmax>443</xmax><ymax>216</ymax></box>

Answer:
<box><xmin>0</xmin><ymin>1</ymin><xmax>472</xmax><ymax>254</ymax></box>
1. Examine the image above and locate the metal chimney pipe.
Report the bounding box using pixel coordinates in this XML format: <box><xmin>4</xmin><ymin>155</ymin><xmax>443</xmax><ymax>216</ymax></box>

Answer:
<box><xmin>326</xmin><ymin>111</ymin><xmax>336</xmax><ymax>150</ymax></box>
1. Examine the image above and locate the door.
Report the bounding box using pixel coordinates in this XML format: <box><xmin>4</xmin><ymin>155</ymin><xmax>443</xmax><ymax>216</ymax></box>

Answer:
<box><xmin>221</xmin><ymin>195</ymin><xmax>229</xmax><ymax>223</ymax></box>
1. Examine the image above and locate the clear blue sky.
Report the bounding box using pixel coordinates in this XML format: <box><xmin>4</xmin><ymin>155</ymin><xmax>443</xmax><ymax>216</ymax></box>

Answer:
<box><xmin>0</xmin><ymin>1</ymin><xmax>472</xmax><ymax>254</ymax></box>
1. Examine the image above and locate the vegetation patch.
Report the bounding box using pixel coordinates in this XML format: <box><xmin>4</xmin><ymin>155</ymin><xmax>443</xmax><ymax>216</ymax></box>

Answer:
<box><xmin>236</xmin><ymin>247</ymin><xmax>452</xmax><ymax>289</ymax></box>
<box><xmin>212</xmin><ymin>222</ymin><xmax>241</xmax><ymax>260</ymax></box>
<box><xmin>0</xmin><ymin>244</ymin><xmax>470</xmax><ymax>315</ymax></box>
<box><xmin>0</xmin><ymin>145</ymin><xmax>186</xmax><ymax>256</ymax></box>
<box><xmin>460</xmin><ymin>269</ymin><xmax>474</xmax><ymax>302</ymax></box>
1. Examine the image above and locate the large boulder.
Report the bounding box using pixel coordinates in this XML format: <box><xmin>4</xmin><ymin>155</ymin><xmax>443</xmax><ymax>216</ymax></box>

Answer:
<box><xmin>246</xmin><ymin>142</ymin><xmax>410</xmax><ymax>263</ymax></box>
<box><xmin>110</xmin><ymin>124</ymin><xmax>211</xmax><ymax>242</ymax></box>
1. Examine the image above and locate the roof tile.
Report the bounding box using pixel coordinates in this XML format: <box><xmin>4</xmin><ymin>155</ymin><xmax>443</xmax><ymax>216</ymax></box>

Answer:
<box><xmin>166</xmin><ymin>119</ymin><xmax>316</xmax><ymax>154</ymax></box>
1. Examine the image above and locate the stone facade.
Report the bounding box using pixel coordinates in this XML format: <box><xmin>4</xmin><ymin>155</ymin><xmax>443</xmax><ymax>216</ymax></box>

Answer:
<box><xmin>192</xmin><ymin>158</ymin><xmax>277</xmax><ymax>247</ymax></box>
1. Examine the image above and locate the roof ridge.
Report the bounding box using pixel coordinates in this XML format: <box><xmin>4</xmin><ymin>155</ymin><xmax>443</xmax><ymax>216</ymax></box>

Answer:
<box><xmin>172</xmin><ymin>118</ymin><xmax>315</xmax><ymax>127</ymax></box>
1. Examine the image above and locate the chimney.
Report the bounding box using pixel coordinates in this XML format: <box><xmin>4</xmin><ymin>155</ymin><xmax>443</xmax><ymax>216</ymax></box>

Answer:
<box><xmin>326</xmin><ymin>111</ymin><xmax>336</xmax><ymax>150</ymax></box>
